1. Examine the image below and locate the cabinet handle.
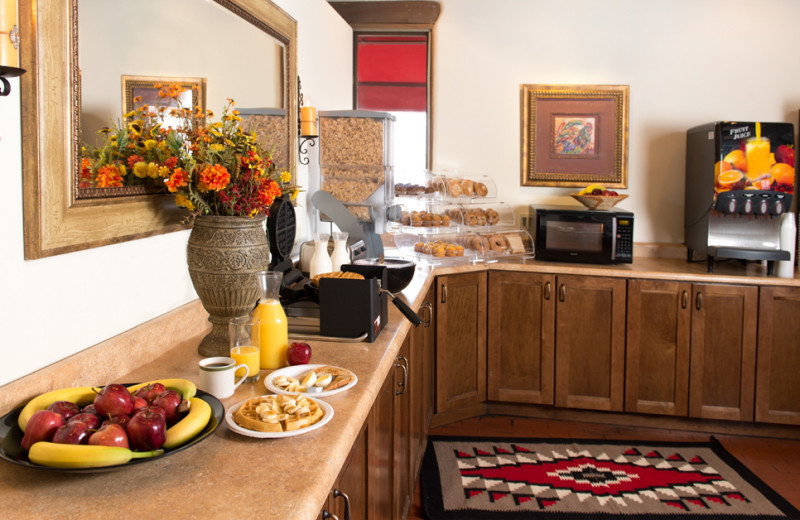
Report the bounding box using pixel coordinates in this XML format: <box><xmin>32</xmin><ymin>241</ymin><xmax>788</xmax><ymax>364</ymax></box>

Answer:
<box><xmin>333</xmin><ymin>489</ymin><xmax>351</xmax><ymax>520</ymax></box>
<box><xmin>544</xmin><ymin>281</ymin><xmax>551</xmax><ymax>301</ymax></box>
<box><xmin>422</xmin><ymin>302</ymin><xmax>433</xmax><ymax>327</ymax></box>
<box><xmin>559</xmin><ymin>283</ymin><xmax>566</xmax><ymax>302</ymax></box>
<box><xmin>681</xmin><ymin>290</ymin><xmax>688</xmax><ymax>309</ymax></box>
<box><xmin>322</xmin><ymin>511</ymin><xmax>339</xmax><ymax>520</ymax></box>
<box><xmin>695</xmin><ymin>291</ymin><xmax>702</xmax><ymax>311</ymax></box>
<box><xmin>441</xmin><ymin>284</ymin><xmax>447</xmax><ymax>304</ymax></box>
<box><xmin>396</xmin><ymin>355</ymin><xmax>409</xmax><ymax>395</ymax></box>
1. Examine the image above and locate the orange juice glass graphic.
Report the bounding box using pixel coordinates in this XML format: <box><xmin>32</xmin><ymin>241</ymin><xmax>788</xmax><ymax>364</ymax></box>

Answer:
<box><xmin>253</xmin><ymin>271</ymin><xmax>289</xmax><ymax>370</ymax></box>
<box><xmin>745</xmin><ymin>137</ymin><xmax>771</xmax><ymax>181</ymax></box>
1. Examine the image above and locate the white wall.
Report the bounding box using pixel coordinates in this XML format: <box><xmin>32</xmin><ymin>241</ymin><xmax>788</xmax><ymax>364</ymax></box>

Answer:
<box><xmin>0</xmin><ymin>0</ymin><xmax>352</xmax><ymax>387</ymax></box>
<box><xmin>432</xmin><ymin>0</ymin><xmax>800</xmax><ymax>243</ymax></box>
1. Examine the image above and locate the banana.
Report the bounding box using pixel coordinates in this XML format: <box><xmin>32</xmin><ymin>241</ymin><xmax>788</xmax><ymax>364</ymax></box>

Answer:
<box><xmin>28</xmin><ymin>442</ymin><xmax>163</xmax><ymax>468</ymax></box>
<box><xmin>126</xmin><ymin>378</ymin><xmax>197</xmax><ymax>400</ymax></box>
<box><xmin>583</xmin><ymin>183</ymin><xmax>605</xmax><ymax>194</ymax></box>
<box><xmin>163</xmin><ymin>397</ymin><xmax>212</xmax><ymax>450</ymax></box>
<box><xmin>18</xmin><ymin>387</ymin><xmax>98</xmax><ymax>432</ymax></box>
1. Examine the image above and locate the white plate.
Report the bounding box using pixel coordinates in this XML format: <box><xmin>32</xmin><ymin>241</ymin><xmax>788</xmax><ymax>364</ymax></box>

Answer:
<box><xmin>264</xmin><ymin>364</ymin><xmax>357</xmax><ymax>397</ymax></box>
<box><xmin>225</xmin><ymin>396</ymin><xmax>334</xmax><ymax>439</ymax></box>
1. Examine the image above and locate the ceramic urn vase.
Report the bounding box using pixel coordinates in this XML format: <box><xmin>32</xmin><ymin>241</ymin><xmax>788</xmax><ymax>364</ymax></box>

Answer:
<box><xmin>187</xmin><ymin>215</ymin><xmax>269</xmax><ymax>356</ymax></box>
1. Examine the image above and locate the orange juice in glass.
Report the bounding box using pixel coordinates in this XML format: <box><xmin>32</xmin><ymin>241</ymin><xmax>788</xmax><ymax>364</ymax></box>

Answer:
<box><xmin>229</xmin><ymin>321</ymin><xmax>260</xmax><ymax>383</ymax></box>
<box><xmin>745</xmin><ymin>137</ymin><xmax>771</xmax><ymax>180</ymax></box>
<box><xmin>253</xmin><ymin>271</ymin><xmax>289</xmax><ymax>370</ymax></box>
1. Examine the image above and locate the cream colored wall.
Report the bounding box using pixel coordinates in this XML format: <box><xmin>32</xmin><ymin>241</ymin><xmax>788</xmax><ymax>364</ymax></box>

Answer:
<box><xmin>432</xmin><ymin>0</ymin><xmax>800</xmax><ymax>243</ymax></box>
<box><xmin>0</xmin><ymin>0</ymin><xmax>352</xmax><ymax>388</ymax></box>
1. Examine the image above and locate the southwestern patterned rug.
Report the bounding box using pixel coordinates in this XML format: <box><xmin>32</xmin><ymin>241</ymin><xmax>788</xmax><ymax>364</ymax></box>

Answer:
<box><xmin>421</xmin><ymin>436</ymin><xmax>800</xmax><ymax>519</ymax></box>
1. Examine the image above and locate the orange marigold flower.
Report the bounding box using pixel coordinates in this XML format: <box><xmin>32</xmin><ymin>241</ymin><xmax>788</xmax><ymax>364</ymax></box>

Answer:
<box><xmin>198</xmin><ymin>164</ymin><xmax>230</xmax><ymax>192</ymax></box>
<box><xmin>96</xmin><ymin>164</ymin><xmax>124</xmax><ymax>188</ymax></box>
<box><xmin>165</xmin><ymin>168</ymin><xmax>190</xmax><ymax>193</ymax></box>
<box><xmin>128</xmin><ymin>154</ymin><xmax>143</xmax><ymax>169</ymax></box>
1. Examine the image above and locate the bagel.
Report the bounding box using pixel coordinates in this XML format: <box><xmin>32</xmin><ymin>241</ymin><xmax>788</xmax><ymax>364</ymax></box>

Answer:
<box><xmin>474</xmin><ymin>182</ymin><xmax>488</xmax><ymax>197</ymax></box>
<box><xmin>460</xmin><ymin>179</ymin><xmax>475</xmax><ymax>196</ymax></box>
<box><xmin>488</xmin><ymin>234</ymin><xmax>508</xmax><ymax>252</ymax></box>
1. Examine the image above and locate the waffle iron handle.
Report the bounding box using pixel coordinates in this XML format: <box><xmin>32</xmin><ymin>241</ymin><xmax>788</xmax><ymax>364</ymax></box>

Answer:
<box><xmin>388</xmin><ymin>292</ymin><xmax>422</xmax><ymax>327</ymax></box>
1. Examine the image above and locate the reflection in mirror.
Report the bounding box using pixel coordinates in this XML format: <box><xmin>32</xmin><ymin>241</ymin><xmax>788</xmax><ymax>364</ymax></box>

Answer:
<box><xmin>77</xmin><ymin>0</ymin><xmax>286</xmax><ymax>198</ymax></box>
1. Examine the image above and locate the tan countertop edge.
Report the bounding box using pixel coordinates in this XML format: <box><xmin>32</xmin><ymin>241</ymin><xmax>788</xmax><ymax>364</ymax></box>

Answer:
<box><xmin>0</xmin><ymin>255</ymin><xmax>796</xmax><ymax>519</ymax></box>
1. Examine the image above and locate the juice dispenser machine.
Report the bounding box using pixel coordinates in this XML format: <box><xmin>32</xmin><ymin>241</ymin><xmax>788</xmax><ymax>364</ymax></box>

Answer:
<box><xmin>685</xmin><ymin>121</ymin><xmax>795</xmax><ymax>273</ymax></box>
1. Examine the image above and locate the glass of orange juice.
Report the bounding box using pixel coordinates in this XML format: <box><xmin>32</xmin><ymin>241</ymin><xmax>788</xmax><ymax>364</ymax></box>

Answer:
<box><xmin>229</xmin><ymin>320</ymin><xmax>260</xmax><ymax>383</ymax></box>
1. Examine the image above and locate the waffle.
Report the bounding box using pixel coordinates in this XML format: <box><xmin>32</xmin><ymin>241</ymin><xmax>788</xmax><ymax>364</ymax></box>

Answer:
<box><xmin>233</xmin><ymin>394</ymin><xmax>324</xmax><ymax>433</ymax></box>
<box><xmin>311</xmin><ymin>271</ymin><xmax>364</xmax><ymax>286</ymax></box>
<box><xmin>272</xmin><ymin>366</ymin><xmax>355</xmax><ymax>393</ymax></box>
<box><xmin>314</xmin><ymin>366</ymin><xmax>355</xmax><ymax>391</ymax></box>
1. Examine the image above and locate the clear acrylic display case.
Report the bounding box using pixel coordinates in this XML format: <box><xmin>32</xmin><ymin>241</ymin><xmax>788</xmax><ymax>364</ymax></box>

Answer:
<box><xmin>386</xmin><ymin>201</ymin><xmax>464</xmax><ymax>234</ymax></box>
<box><xmin>425</xmin><ymin>172</ymin><xmax>497</xmax><ymax>201</ymax></box>
<box><xmin>448</xmin><ymin>202</ymin><xmax>515</xmax><ymax>231</ymax></box>
<box><xmin>394</xmin><ymin>228</ymin><xmax>534</xmax><ymax>263</ymax></box>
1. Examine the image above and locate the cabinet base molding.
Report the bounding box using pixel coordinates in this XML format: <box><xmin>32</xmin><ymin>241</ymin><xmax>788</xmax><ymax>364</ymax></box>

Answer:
<box><xmin>486</xmin><ymin>402</ymin><xmax>800</xmax><ymax>440</ymax></box>
<box><xmin>431</xmin><ymin>404</ymin><xmax>487</xmax><ymax>429</ymax></box>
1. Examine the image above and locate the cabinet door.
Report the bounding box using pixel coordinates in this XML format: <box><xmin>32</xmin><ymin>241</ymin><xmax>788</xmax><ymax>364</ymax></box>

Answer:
<box><xmin>410</xmin><ymin>286</ymin><xmax>434</xmax><ymax>479</ymax></box>
<box><xmin>368</xmin><ymin>366</ymin><xmax>395</xmax><ymax>520</ymax></box>
<box><xmin>554</xmin><ymin>275</ymin><xmax>626</xmax><ymax>411</ymax></box>
<box><xmin>689</xmin><ymin>283</ymin><xmax>757</xmax><ymax>421</ymax></box>
<box><xmin>423</xmin><ymin>287</ymin><xmax>436</xmax><ymax>429</ymax></box>
<box><xmin>487</xmin><ymin>271</ymin><xmax>555</xmax><ymax>404</ymax></box>
<box><xmin>756</xmin><ymin>286</ymin><xmax>800</xmax><ymax>425</ymax></box>
<box><xmin>394</xmin><ymin>340</ymin><xmax>412</xmax><ymax>520</ymax></box>
<box><xmin>322</xmin><ymin>424</ymin><xmax>368</xmax><ymax>520</ymax></box>
<box><xmin>625</xmin><ymin>280</ymin><xmax>691</xmax><ymax>415</ymax></box>
<box><xmin>435</xmin><ymin>272</ymin><xmax>487</xmax><ymax>413</ymax></box>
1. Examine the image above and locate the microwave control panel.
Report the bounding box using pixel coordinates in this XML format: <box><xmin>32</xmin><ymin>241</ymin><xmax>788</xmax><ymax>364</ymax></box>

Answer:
<box><xmin>614</xmin><ymin>217</ymin><xmax>634</xmax><ymax>261</ymax></box>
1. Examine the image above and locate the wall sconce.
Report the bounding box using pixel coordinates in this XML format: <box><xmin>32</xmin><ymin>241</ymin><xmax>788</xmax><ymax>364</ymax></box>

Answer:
<box><xmin>298</xmin><ymin>76</ymin><xmax>318</xmax><ymax>165</ymax></box>
<box><xmin>0</xmin><ymin>0</ymin><xmax>25</xmax><ymax>97</ymax></box>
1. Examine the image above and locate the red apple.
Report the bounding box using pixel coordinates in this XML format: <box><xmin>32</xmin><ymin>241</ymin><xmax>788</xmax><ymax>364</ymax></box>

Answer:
<box><xmin>94</xmin><ymin>383</ymin><xmax>134</xmax><ymax>417</ymax></box>
<box><xmin>68</xmin><ymin>412</ymin><xmax>101</xmax><ymax>430</ymax></box>
<box><xmin>151</xmin><ymin>391</ymin><xmax>183</xmax><ymax>424</ymax></box>
<box><xmin>134</xmin><ymin>383</ymin><xmax>167</xmax><ymax>404</ymax></box>
<box><xmin>101</xmin><ymin>414</ymin><xmax>130</xmax><ymax>430</ymax></box>
<box><xmin>287</xmin><ymin>342</ymin><xmax>312</xmax><ymax>365</ymax></box>
<box><xmin>20</xmin><ymin>410</ymin><xmax>64</xmax><ymax>451</ymax></box>
<box><xmin>88</xmin><ymin>423</ymin><xmax>129</xmax><ymax>449</ymax></box>
<box><xmin>46</xmin><ymin>400</ymin><xmax>81</xmax><ymax>422</ymax></box>
<box><xmin>132</xmin><ymin>395</ymin><xmax>148</xmax><ymax>412</ymax></box>
<box><xmin>126</xmin><ymin>408</ymin><xmax>166</xmax><ymax>451</ymax></box>
<box><xmin>82</xmin><ymin>404</ymin><xmax>98</xmax><ymax>415</ymax></box>
<box><xmin>776</xmin><ymin>144</ymin><xmax>795</xmax><ymax>166</ymax></box>
<box><xmin>52</xmin><ymin>421</ymin><xmax>91</xmax><ymax>445</ymax></box>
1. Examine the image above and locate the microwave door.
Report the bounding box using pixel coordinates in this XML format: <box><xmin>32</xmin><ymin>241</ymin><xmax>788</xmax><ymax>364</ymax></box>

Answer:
<box><xmin>546</xmin><ymin>219</ymin><xmax>608</xmax><ymax>257</ymax></box>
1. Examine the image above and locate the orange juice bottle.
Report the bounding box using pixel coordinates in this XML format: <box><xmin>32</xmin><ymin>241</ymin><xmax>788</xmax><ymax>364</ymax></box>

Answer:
<box><xmin>253</xmin><ymin>271</ymin><xmax>288</xmax><ymax>369</ymax></box>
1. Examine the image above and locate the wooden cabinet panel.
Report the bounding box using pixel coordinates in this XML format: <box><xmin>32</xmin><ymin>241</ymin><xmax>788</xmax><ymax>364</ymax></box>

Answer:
<box><xmin>410</xmin><ymin>287</ymin><xmax>435</xmax><ymax>479</ymax></box>
<box><xmin>555</xmin><ymin>275</ymin><xmax>626</xmax><ymax>411</ymax></box>
<box><xmin>689</xmin><ymin>283</ymin><xmax>757</xmax><ymax>421</ymax></box>
<box><xmin>368</xmin><ymin>367</ymin><xmax>395</xmax><ymax>520</ymax></box>
<box><xmin>487</xmin><ymin>271</ymin><xmax>555</xmax><ymax>404</ymax></box>
<box><xmin>322</xmin><ymin>423</ymin><xmax>368</xmax><ymax>520</ymax></box>
<box><xmin>756</xmin><ymin>285</ymin><xmax>800</xmax><ymax>425</ymax></box>
<box><xmin>435</xmin><ymin>272</ymin><xmax>487</xmax><ymax>413</ymax></box>
<box><xmin>625</xmin><ymin>280</ymin><xmax>691</xmax><ymax>415</ymax></box>
<box><xmin>394</xmin><ymin>340</ymin><xmax>412</xmax><ymax>520</ymax></box>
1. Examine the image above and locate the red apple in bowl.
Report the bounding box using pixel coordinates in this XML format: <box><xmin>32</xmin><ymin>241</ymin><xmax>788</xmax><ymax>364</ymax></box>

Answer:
<box><xmin>287</xmin><ymin>342</ymin><xmax>312</xmax><ymax>365</ymax></box>
<box><xmin>134</xmin><ymin>382</ymin><xmax>167</xmax><ymax>404</ymax></box>
<box><xmin>94</xmin><ymin>383</ymin><xmax>135</xmax><ymax>417</ymax></box>
<box><xmin>151</xmin><ymin>390</ymin><xmax>183</xmax><ymax>424</ymax></box>
<box><xmin>126</xmin><ymin>408</ymin><xmax>166</xmax><ymax>451</ymax></box>
<box><xmin>46</xmin><ymin>400</ymin><xmax>81</xmax><ymax>422</ymax></box>
<box><xmin>89</xmin><ymin>423</ymin><xmax>129</xmax><ymax>449</ymax></box>
<box><xmin>20</xmin><ymin>410</ymin><xmax>64</xmax><ymax>451</ymax></box>
<box><xmin>68</xmin><ymin>412</ymin><xmax>101</xmax><ymax>430</ymax></box>
<box><xmin>52</xmin><ymin>421</ymin><xmax>91</xmax><ymax>445</ymax></box>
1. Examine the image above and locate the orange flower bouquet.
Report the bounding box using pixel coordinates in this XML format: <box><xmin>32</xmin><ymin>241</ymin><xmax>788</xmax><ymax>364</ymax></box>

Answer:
<box><xmin>80</xmin><ymin>84</ymin><xmax>298</xmax><ymax>218</ymax></box>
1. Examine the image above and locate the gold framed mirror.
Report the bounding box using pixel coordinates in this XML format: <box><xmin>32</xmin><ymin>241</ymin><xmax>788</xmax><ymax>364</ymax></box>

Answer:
<box><xmin>19</xmin><ymin>0</ymin><xmax>298</xmax><ymax>259</ymax></box>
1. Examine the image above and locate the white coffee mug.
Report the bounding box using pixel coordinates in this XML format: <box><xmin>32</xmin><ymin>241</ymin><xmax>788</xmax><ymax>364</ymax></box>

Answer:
<box><xmin>199</xmin><ymin>356</ymin><xmax>249</xmax><ymax>399</ymax></box>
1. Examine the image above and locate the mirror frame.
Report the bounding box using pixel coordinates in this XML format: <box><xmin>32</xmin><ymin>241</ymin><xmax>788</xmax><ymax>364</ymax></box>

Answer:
<box><xmin>20</xmin><ymin>0</ymin><xmax>298</xmax><ymax>259</ymax></box>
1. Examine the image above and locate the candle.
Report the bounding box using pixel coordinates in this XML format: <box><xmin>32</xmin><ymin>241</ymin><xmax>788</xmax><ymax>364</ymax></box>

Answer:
<box><xmin>300</xmin><ymin>106</ymin><xmax>317</xmax><ymax>137</ymax></box>
<box><xmin>0</xmin><ymin>0</ymin><xmax>18</xmax><ymax>68</ymax></box>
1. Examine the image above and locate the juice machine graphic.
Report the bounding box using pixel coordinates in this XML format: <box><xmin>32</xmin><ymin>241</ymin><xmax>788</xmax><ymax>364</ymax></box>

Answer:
<box><xmin>685</xmin><ymin>121</ymin><xmax>795</xmax><ymax>273</ymax></box>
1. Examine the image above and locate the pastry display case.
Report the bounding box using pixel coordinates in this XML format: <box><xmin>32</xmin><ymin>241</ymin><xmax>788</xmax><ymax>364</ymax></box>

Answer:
<box><xmin>424</xmin><ymin>172</ymin><xmax>497</xmax><ymax>201</ymax></box>
<box><xmin>393</xmin><ymin>227</ymin><xmax>534</xmax><ymax>264</ymax></box>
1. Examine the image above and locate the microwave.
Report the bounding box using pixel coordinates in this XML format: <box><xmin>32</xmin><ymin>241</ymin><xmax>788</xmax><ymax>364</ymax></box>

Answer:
<box><xmin>530</xmin><ymin>205</ymin><xmax>634</xmax><ymax>264</ymax></box>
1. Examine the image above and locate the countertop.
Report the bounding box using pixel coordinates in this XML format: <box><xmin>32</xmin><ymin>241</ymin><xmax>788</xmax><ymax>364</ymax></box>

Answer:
<box><xmin>0</xmin><ymin>254</ymin><xmax>797</xmax><ymax>519</ymax></box>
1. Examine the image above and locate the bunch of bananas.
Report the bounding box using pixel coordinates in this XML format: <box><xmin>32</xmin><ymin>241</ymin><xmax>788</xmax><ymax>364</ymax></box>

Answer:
<box><xmin>577</xmin><ymin>184</ymin><xmax>606</xmax><ymax>195</ymax></box>
<box><xmin>18</xmin><ymin>378</ymin><xmax>212</xmax><ymax>468</ymax></box>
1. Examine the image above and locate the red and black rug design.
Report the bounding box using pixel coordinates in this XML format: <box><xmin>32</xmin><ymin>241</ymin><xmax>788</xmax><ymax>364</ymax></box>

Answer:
<box><xmin>421</xmin><ymin>436</ymin><xmax>800</xmax><ymax>519</ymax></box>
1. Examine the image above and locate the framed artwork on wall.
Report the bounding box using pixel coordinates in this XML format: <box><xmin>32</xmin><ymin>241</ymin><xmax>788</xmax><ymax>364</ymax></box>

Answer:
<box><xmin>520</xmin><ymin>84</ymin><xmax>629</xmax><ymax>188</ymax></box>
<box><xmin>121</xmin><ymin>75</ymin><xmax>207</xmax><ymax>128</ymax></box>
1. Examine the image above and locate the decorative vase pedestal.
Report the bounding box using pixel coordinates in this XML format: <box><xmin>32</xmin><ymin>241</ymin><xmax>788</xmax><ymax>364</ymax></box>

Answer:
<box><xmin>187</xmin><ymin>215</ymin><xmax>270</xmax><ymax>357</ymax></box>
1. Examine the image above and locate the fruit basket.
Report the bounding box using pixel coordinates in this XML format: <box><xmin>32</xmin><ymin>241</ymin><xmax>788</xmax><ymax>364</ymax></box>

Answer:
<box><xmin>571</xmin><ymin>193</ymin><xmax>628</xmax><ymax>211</ymax></box>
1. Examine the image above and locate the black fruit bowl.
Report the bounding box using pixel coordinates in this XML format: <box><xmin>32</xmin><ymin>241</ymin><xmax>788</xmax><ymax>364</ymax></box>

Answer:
<box><xmin>354</xmin><ymin>257</ymin><xmax>416</xmax><ymax>293</ymax></box>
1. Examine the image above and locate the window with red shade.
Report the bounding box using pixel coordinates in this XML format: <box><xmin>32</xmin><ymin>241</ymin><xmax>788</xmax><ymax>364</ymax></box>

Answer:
<box><xmin>356</xmin><ymin>34</ymin><xmax>428</xmax><ymax>112</ymax></box>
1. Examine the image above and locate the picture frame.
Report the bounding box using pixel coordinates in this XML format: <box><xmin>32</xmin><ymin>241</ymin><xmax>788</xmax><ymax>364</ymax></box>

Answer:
<box><xmin>121</xmin><ymin>75</ymin><xmax>207</xmax><ymax>128</ymax></box>
<box><xmin>520</xmin><ymin>84</ymin><xmax>629</xmax><ymax>188</ymax></box>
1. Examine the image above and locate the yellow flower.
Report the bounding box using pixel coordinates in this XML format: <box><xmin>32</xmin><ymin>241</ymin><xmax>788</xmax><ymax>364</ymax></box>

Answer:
<box><xmin>119</xmin><ymin>164</ymin><xmax>128</xmax><ymax>177</ymax></box>
<box><xmin>144</xmin><ymin>139</ymin><xmax>157</xmax><ymax>151</ymax></box>
<box><xmin>157</xmin><ymin>166</ymin><xmax>170</xmax><ymax>178</ymax></box>
<box><xmin>175</xmin><ymin>193</ymin><xmax>195</xmax><ymax>211</ymax></box>
<box><xmin>290</xmin><ymin>189</ymin><xmax>299</xmax><ymax>200</ymax></box>
<box><xmin>280</xmin><ymin>170</ymin><xmax>291</xmax><ymax>183</ymax></box>
<box><xmin>209</xmin><ymin>144</ymin><xmax>224</xmax><ymax>153</ymax></box>
<box><xmin>123</xmin><ymin>111</ymin><xmax>137</xmax><ymax>119</ymax></box>
<box><xmin>133</xmin><ymin>161</ymin><xmax>148</xmax><ymax>178</ymax></box>
<box><xmin>146</xmin><ymin>162</ymin><xmax>160</xmax><ymax>178</ymax></box>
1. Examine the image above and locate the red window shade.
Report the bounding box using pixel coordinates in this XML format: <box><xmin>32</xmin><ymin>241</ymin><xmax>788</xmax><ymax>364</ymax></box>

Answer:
<box><xmin>356</xmin><ymin>34</ymin><xmax>428</xmax><ymax>111</ymax></box>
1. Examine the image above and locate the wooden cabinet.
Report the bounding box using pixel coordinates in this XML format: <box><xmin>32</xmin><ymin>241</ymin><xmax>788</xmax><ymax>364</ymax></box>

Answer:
<box><xmin>368</xmin><ymin>361</ymin><xmax>395</xmax><ymax>520</ymax></box>
<box><xmin>487</xmin><ymin>271</ymin><xmax>555</xmax><ymax>404</ymax></box>
<box><xmin>319</xmin><ymin>423</ymin><xmax>368</xmax><ymax>520</ymax></box>
<box><xmin>435</xmin><ymin>272</ymin><xmax>487</xmax><ymax>413</ymax></box>
<box><xmin>554</xmin><ymin>275</ymin><xmax>627</xmax><ymax>411</ymax></box>
<box><xmin>756</xmin><ymin>285</ymin><xmax>800</xmax><ymax>425</ymax></box>
<box><xmin>688</xmin><ymin>283</ymin><xmax>758</xmax><ymax>421</ymax></box>
<box><xmin>393</xmin><ymin>339</ymin><xmax>412</xmax><ymax>520</ymax></box>
<box><xmin>625</xmin><ymin>280</ymin><xmax>691</xmax><ymax>416</ymax></box>
<box><xmin>410</xmin><ymin>287</ymin><xmax>435</xmax><ymax>479</ymax></box>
